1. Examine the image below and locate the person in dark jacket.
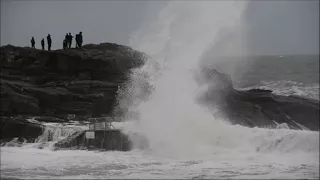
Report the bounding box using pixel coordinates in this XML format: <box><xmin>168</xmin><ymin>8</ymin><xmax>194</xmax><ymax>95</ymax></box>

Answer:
<box><xmin>65</xmin><ymin>33</ymin><xmax>69</xmax><ymax>48</ymax></box>
<box><xmin>78</xmin><ymin>32</ymin><xmax>83</xmax><ymax>48</ymax></box>
<box><xmin>75</xmin><ymin>34</ymin><xmax>79</xmax><ymax>48</ymax></box>
<box><xmin>31</xmin><ymin>37</ymin><xmax>35</xmax><ymax>48</ymax></box>
<box><xmin>41</xmin><ymin>38</ymin><xmax>45</xmax><ymax>50</ymax></box>
<box><xmin>63</xmin><ymin>39</ymin><xmax>67</xmax><ymax>50</ymax></box>
<box><xmin>47</xmin><ymin>34</ymin><xmax>52</xmax><ymax>51</ymax></box>
<box><xmin>68</xmin><ymin>33</ymin><xmax>73</xmax><ymax>48</ymax></box>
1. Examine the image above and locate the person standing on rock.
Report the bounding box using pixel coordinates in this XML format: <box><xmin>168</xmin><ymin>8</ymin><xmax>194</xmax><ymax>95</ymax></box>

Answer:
<box><xmin>31</xmin><ymin>37</ymin><xmax>35</xmax><ymax>48</ymax></box>
<box><xmin>41</xmin><ymin>38</ymin><xmax>45</xmax><ymax>50</ymax></box>
<box><xmin>75</xmin><ymin>33</ymin><xmax>79</xmax><ymax>48</ymax></box>
<box><xmin>63</xmin><ymin>38</ymin><xmax>67</xmax><ymax>50</ymax></box>
<box><xmin>68</xmin><ymin>33</ymin><xmax>73</xmax><ymax>48</ymax></box>
<box><xmin>78</xmin><ymin>32</ymin><xmax>83</xmax><ymax>48</ymax></box>
<box><xmin>47</xmin><ymin>34</ymin><xmax>52</xmax><ymax>51</ymax></box>
<box><xmin>65</xmin><ymin>33</ymin><xmax>69</xmax><ymax>48</ymax></box>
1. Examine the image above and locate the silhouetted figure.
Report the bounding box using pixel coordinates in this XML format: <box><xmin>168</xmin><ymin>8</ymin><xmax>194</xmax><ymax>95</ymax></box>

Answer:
<box><xmin>75</xmin><ymin>34</ymin><xmax>79</xmax><ymax>48</ymax></box>
<box><xmin>47</xmin><ymin>34</ymin><xmax>52</xmax><ymax>51</ymax></box>
<box><xmin>65</xmin><ymin>33</ymin><xmax>69</xmax><ymax>48</ymax></box>
<box><xmin>41</xmin><ymin>38</ymin><xmax>45</xmax><ymax>50</ymax></box>
<box><xmin>68</xmin><ymin>33</ymin><xmax>73</xmax><ymax>48</ymax></box>
<box><xmin>31</xmin><ymin>37</ymin><xmax>35</xmax><ymax>48</ymax></box>
<box><xmin>63</xmin><ymin>39</ymin><xmax>67</xmax><ymax>50</ymax></box>
<box><xmin>78</xmin><ymin>32</ymin><xmax>83</xmax><ymax>48</ymax></box>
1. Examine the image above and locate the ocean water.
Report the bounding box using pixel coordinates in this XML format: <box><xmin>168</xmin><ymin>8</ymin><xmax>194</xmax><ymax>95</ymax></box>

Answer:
<box><xmin>1</xmin><ymin>130</ymin><xmax>319</xmax><ymax>179</ymax></box>
<box><xmin>211</xmin><ymin>55</ymin><xmax>319</xmax><ymax>100</ymax></box>
<box><xmin>1</xmin><ymin>1</ymin><xmax>319</xmax><ymax>179</ymax></box>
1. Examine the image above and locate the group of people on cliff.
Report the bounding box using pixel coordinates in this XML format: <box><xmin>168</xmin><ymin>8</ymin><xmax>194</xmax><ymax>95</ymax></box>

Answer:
<box><xmin>63</xmin><ymin>32</ymin><xmax>83</xmax><ymax>50</ymax></box>
<box><xmin>31</xmin><ymin>34</ymin><xmax>51</xmax><ymax>50</ymax></box>
<box><xmin>30</xmin><ymin>32</ymin><xmax>83</xmax><ymax>51</ymax></box>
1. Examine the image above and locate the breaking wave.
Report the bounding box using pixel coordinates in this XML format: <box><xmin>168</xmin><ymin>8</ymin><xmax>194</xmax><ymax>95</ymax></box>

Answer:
<box><xmin>118</xmin><ymin>0</ymin><xmax>320</xmax><ymax>162</ymax></box>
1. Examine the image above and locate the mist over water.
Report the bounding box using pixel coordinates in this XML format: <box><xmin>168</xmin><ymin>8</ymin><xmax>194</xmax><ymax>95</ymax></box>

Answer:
<box><xmin>122</xmin><ymin>1</ymin><xmax>248</xmax><ymax>157</ymax></box>
<box><xmin>118</xmin><ymin>0</ymin><xmax>319</xmax><ymax>161</ymax></box>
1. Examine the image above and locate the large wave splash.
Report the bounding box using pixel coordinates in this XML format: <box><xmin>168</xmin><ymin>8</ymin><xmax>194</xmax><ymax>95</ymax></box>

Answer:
<box><xmin>119</xmin><ymin>1</ymin><xmax>246</xmax><ymax>157</ymax></box>
<box><xmin>118</xmin><ymin>1</ymin><xmax>319</xmax><ymax>159</ymax></box>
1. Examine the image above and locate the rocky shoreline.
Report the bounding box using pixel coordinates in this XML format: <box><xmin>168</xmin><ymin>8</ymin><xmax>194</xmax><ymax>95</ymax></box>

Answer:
<box><xmin>1</xmin><ymin>43</ymin><xmax>144</xmax><ymax>150</ymax></box>
<box><xmin>199</xmin><ymin>68</ymin><xmax>319</xmax><ymax>131</ymax></box>
<box><xmin>1</xmin><ymin>43</ymin><xmax>318</xmax><ymax>151</ymax></box>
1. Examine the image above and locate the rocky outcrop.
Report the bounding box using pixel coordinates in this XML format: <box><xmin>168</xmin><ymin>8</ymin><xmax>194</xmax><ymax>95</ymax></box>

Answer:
<box><xmin>0</xmin><ymin>116</ymin><xmax>44</xmax><ymax>142</ymax></box>
<box><xmin>0</xmin><ymin>43</ymin><xmax>144</xmax><ymax>120</ymax></box>
<box><xmin>0</xmin><ymin>43</ymin><xmax>144</xmax><ymax>144</ymax></box>
<box><xmin>199</xmin><ymin>68</ymin><xmax>319</xmax><ymax>131</ymax></box>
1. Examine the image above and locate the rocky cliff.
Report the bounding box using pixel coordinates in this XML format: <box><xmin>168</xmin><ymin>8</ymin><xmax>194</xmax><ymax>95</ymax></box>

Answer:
<box><xmin>198</xmin><ymin>68</ymin><xmax>319</xmax><ymax>131</ymax></box>
<box><xmin>1</xmin><ymin>43</ymin><xmax>144</xmax><ymax>119</ymax></box>
<box><xmin>0</xmin><ymin>43</ymin><xmax>144</xmax><ymax>142</ymax></box>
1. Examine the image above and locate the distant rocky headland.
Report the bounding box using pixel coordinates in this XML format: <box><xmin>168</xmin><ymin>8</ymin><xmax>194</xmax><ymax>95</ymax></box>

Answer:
<box><xmin>1</xmin><ymin>43</ymin><xmax>318</xmax><ymax>150</ymax></box>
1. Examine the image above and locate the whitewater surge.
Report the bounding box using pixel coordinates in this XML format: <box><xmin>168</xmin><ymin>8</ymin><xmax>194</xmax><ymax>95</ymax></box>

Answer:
<box><xmin>123</xmin><ymin>1</ymin><xmax>249</xmax><ymax>158</ymax></box>
<box><xmin>35</xmin><ymin>124</ymin><xmax>83</xmax><ymax>143</ymax></box>
<box><xmin>1</xmin><ymin>128</ymin><xmax>319</xmax><ymax>179</ymax></box>
<box><xmin>122</xmin><ymin>0</ymin><xmax>319</xmax><ymax>161</ymax></box>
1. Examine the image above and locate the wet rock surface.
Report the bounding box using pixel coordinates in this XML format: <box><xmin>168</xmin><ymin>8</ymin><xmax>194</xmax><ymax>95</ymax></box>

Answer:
<box><xmin>0</xmin><ymin>116</ymin><xmax>44</xmax><ymax>143</ymax></box>
<box><xmin>199</xmin><ymin>68</ymin><xmax>319</xmax><ymax>131</ymax></box>
<box><xmin>1</xmin><ymin>44</ymin><xmax>144</xmax><ymax>120</ymax></box>
<box><xmin>1</xmin><ymin>43</ymin><xmax>144</xmax><ymax>145</ymax></box>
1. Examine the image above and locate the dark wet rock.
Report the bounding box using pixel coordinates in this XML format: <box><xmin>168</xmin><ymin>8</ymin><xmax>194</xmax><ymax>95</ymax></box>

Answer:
<box><xmin>247</xmin><ymin>89</ymin><xmax>272</xmax><ymax>93</ymax></box>
<box><xmin>0</xmin><ymin>116</ymin><xmax>44</xmax><ymax>142</ymax></box>
<box><xmin>199</xmin><ymin>68</ymin><xmax>319</xmax><ymax>131</ymax></box>
<box><xmin>0</xmin><ymin>43</ymin><xmax>144</xmax><ymax>144</ymax></box>
<box><xmin>1</xmin><ymin>137</ymin><xmax>27</xmax><ymax>147</ymax></box>
<box><xmin>33</xmin><ymin>116</ymin><xmax>67</xmax><ymax>123</ymax></box>
<box><xmin>0</xmin><ymin>43</ymin><xmax>144</xmax><ymax>120</ymax></box>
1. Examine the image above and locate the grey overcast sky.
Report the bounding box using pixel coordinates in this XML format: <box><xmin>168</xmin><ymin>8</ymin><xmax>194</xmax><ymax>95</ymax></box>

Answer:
<box><xmin>1</xmin><ymin>0</ymin><xmax>319</xmax><ymax>55</ymax></box>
